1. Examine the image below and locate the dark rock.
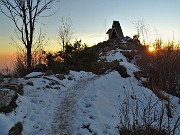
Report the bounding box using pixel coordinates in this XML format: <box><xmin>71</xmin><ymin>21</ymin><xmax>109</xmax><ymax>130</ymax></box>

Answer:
<box><xmin>0</xmin><ymin>89</ymin><xmax>18</xmax><ymax>113</ymax></box>
<box><xmin>33</xmin><ymin>63</ymin><xmax>47</xmax><ymax>72</ymax></box>
<box><xmin>133</xmin><ymin>71</ymin><xmax>148</xmax><ymax>86</ymax></box>
<box><xmin>120</xmin><ymin>51</ymin><xmax>135</xmax><ymax>62</ymax></box>
<box><xmin>0</xmin><ymin>83</ymin><xmax>23</xmax><ymax>95</ymax></box>
<box><xmin>113</xmin><ymin>65</ymin><xmax>130</xmax><ymax>78</ymax></box>
<box><xmin>45</xmin><ymin>70</ymin><xmax>54</xmax><ymax>76</ymax></box>
<box><xmin>56</xmin><ymin>74</ymin><xmax>66</xmax><ymax>80</ymax></box>
<box><xmin>67</xmin><ymin>76</ymin><xmax>73</xmax><ymax>80</ymax></box>
<box><xmin>0</xmin><ymin>82</ymin><xmax>23</xmax><ymax>113</ymax></box>
<box><xmin>0</xmin><ymin>89</ymin><xmax>16</xmax><ymax>108</ymax></box>
<box><xmin>134</xmin><ymin>71</ymin><xmax>148</xmax><ymax>81</ymax></box>
<box><xmin>43</xmin><ymin>76</ymin><xmax>60</xmax><ymax>85</ymax></box>
<box><xmin>26</xmin><ymin>82</ymin><xmax>34</xmax><ymax>86</ymax></box>
<box><xmin>81</xmin><ymin>123</ymin><xmax>92</xmax><ymax>133</ymax></box>
<box><xmin>8</xmin><ymin>122</ymin><xmax>23</xmax><ymax>135</ymax></box>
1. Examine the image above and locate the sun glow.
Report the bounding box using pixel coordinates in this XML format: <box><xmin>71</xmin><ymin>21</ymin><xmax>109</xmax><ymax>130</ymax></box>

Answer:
<box><xmin>148</xmin><ymin>46</ymin><xmax>155</xmax><ymax>53</ymax></box>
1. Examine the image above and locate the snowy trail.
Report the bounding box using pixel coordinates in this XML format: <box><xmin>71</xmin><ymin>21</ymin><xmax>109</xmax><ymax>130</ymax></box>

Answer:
<box><xmin>50</xmin><ymin>75</ymin><xmax>99</xmax><ymax>135</ymax></box>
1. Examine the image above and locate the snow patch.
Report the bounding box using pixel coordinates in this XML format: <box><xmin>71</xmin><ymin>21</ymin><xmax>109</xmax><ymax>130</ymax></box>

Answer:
<box><xmin>25</xmin><ymin>72</ymin><xmax>44</xmax><ymax>78</ymax></box>
<box><xmin>0</xmin><ymin>113</ymin><xmax>13</xmax><ymax>135</ymax></box>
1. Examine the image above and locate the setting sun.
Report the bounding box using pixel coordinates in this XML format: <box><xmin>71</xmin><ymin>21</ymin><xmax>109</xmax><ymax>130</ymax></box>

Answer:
<box><xmin>148</xmin><ymin>46</ymin><xmax>155</xmax><ymax>52</ymax></box>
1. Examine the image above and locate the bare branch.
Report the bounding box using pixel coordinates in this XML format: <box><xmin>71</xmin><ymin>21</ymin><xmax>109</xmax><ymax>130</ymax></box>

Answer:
<box><xmin>0</xmin><ymin>0</ymin><xmax>58</xmax><ymax>70</ymax></box>
<box><xmin>58</xmin><ymin>17</ymin><xmax>73</xmax><ymax>52</ymax></box>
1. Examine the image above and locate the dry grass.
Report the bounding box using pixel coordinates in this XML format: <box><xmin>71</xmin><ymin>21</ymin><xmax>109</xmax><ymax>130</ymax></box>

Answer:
<box><xmin>136</xmin><ymin>43</ymin><xmax>180</xmax><ymax>97</ymax></box>
<box><xmin>118</xmin><ymin>85</ymin><xmax>180</xmax><ymax>135</ymax></box>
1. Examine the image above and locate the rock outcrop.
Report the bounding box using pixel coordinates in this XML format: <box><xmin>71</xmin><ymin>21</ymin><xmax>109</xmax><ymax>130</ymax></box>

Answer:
<box><xmin>0</xmin><ymin>83</ymin><xmax>23</xmax><ymax>113</ymax></box>
<box><xmin>8</xmin><ymin>122</ymin><xmax>23</xmax><ymax>135</ymax></box>
<box><xmin>0</xmin><ymin>89</ymin><xmax>16</xmax><ymax>108</ymax></box>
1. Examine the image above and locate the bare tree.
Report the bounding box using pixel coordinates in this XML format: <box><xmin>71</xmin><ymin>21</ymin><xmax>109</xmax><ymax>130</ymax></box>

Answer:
<box><xmin>133</xmin><ymin>19</ymin><xmax>149</xmax><ymax>45</ymax></box>
<box><xmin>58</xmin><ymin>17</ymin><xmax>73</xmax><ymax>53</ymax></box>
<box><xmin>0</xmin><ymin>0</ymin><xmax>57</xmax><ymax>71</ymax></box>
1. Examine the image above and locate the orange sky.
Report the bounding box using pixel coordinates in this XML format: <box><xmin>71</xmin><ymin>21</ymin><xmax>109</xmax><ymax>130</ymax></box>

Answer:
<box><xmin>0</xmin><ymin>0</ymin><xmax>180</xmax><ymax>72</ymax></box>
<box><xmin>0</xmin><ymin>54</ymin><xmax>15</xmax><ymax>73</ymax></box>
<box><xmin>1</xmin><ymin>0</ymin><xmax>180</xmax><ymax>56</ymax></box>
<box><xmin>0</xmin><ymin>39</ymin><xmax>16</xmax><ymax>55</ymax></box>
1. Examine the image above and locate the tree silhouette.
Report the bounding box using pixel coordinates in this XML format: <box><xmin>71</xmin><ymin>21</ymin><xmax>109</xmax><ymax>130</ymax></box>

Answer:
<box><xmin>0</xmin><ymin>0</ymin><xmax>57</xmax><ymax>71</ymax></box>
<box><xmin>58</xmin><ymin>17</ymin><xmax>73</xmax><ymax>53</ymax></box>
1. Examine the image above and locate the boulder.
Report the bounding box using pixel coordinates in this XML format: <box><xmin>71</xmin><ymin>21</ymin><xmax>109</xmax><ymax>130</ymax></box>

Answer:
<box><xmin>0</xmin><ymin>83</ymin><xmax>23</xmax><ymax>113</ymax></box>
<box><xmin>8</xmin><ymin>122</ymin><xmax>23</xmax><ymax>135</ymax></box>
<box><xmin>0</xmin><ymin>89</ymin><xmax>16</xmax><ymax>108</ymax></box>
<box><xmin>113</xmin><ymin>65</ymin><xmax>130</xmax><ymax>78</ymax></box>
<box><xmin>56</xmin><ymin>74</ymin><xmax>66</xmax><ymax>80</ymax></box>
<box><xmin>0</xmin><ymin>83</ymin><xmax>23</xmax><ymax>95</ymax></box>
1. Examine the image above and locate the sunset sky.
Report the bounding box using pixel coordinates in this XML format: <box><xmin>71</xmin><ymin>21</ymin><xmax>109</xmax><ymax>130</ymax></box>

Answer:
<box><xmin>0</xmin><ymin>0</ymin><xmax>180</xmax><ymax>57</ymax></box>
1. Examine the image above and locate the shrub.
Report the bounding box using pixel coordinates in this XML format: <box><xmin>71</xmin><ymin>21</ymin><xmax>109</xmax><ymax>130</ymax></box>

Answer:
<box><xmin>118</xmin><ymin>86</ymin><xmax>180</xmax><ymax>135</ymax></box>
<box><xmin>135</xmin><ymin>43</ymin><xmax>180</xmax><ymax>97</ymax></box>
<box><xmin>13</xmin><ymin>53</ymin><xmax>28</xmax><ymax>77</ymax></box>
<box><xmin>120</xmin><ymin>126</ymin><xmax>168</xmax><ymax>135</ymax></box>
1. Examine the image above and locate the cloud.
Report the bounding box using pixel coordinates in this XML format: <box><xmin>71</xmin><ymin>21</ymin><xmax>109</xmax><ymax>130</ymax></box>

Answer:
<box><xmin>74</xmin><ymin>33</ymin><xmax>106</xmax><ymax>46</ymax></box>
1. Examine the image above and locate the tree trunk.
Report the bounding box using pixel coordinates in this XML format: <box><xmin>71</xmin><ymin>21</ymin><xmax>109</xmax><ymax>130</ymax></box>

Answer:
<box><xmin>26</xmin><ymin>45</ymin><xmax>32</xmax><ymax>71</ymax></box>
<box><xmin>1</xmin><ymin>0</ymin><xmax>57</xmax><ymax>73</ymax></box>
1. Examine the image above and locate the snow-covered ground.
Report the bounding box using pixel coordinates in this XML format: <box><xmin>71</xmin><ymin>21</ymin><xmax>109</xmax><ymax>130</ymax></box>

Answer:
<box><xmin>0</xmin><ymin>48</ymin><xmax>180</xmax><ymax>135</ymax></box>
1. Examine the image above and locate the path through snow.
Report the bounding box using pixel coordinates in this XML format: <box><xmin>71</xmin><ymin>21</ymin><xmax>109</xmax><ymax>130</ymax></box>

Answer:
<box><xmin>50</xmin><ymin>75</ymin><xmax>99</xmax><ymax>134</ymax></box>
<box><xmin>1</xmin><ymin>48</ymin><xmax>180</xmax><ymax>135</ymax></box>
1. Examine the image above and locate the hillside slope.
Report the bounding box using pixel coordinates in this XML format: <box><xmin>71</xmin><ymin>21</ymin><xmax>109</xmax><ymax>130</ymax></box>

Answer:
<box><xmin>0</xmin><ymin>47</ymin><xmax>180</xmax><ymax>135</ymax></box>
